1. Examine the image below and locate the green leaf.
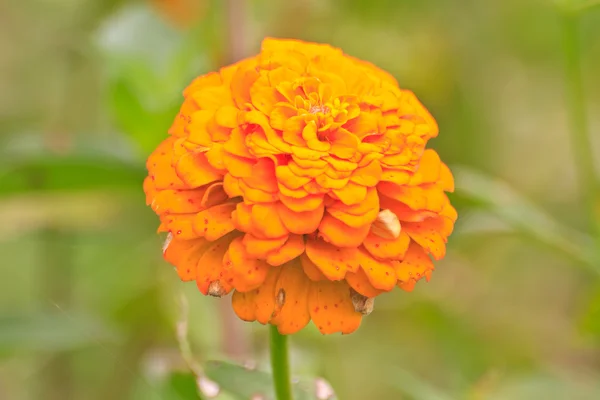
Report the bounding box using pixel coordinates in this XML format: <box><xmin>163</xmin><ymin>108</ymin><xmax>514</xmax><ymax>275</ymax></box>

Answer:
<box><xmin>166</xmin><ymin>373</ymin><xmax>203</xmax><ymax>400</ymax></box>
<box><xmin>204</xmin><ymin>360</ymin><xmax>337</xmax><ymax>400</ymax></box>
<box><xmin>453</xmin><ymin>166</ymin><xmax>597</xmax><ymax>272</ymax></box>
<box><xmin>108</xmin><ymin>77</ymin><xmax>178</xmax><ymax>154</ymax></box>
<box><xmin>0</xmin><ymin>132</ymin><xmax>144</xmax><ymax>195</ymax></box>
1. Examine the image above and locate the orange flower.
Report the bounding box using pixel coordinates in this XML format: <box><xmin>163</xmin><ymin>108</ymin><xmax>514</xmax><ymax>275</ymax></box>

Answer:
<box><xmin>145</xmin><ymin>38</ymin><xmax>457</xmax><ymax>335</ymax></box>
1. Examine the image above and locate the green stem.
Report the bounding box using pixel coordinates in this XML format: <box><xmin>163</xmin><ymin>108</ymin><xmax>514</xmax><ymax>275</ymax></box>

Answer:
<box><xmin>270</xmin><ymin>325</ymin><xmax>293</xmax><ymax>400</ymax></box>
<box><xmin>560</xmin><ymin>8</ymin><xmax>600</xmax><ymax>253</ymax></box>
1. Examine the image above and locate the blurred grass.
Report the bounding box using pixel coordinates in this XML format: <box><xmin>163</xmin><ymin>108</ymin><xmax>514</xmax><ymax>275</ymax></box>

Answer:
<box><xmin>2</xmin><ymin>0</ymin><xmax>600</xmax><ymax>399</ymax></box>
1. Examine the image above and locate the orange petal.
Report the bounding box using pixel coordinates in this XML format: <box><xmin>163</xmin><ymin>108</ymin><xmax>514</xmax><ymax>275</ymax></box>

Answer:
<box><xmin>191</xmin><ymin>85</ymin><xmax>234</xmax><ymax>110</ymax></box>
<box><xmin>243</xmin><ymin>234</ymin><xmax>288</xmax><ymax>259</ymax></box>
<box><xmin>326</xmin><ymin>206</ymin><xmax>378</xmax><ymax>229</ymax></box>
<box><xmin>242</xmin><ymin>158</ymin><xmax>278</xmax><ymax>193</ymax></box>
<box><xmin>152</xmin><ymin>187</ymin><xmax>208</xmax><ymax>214</ymax></box>
<box><xmin>305</xmin><ymin>238</ymin><xmax>359</xmax><ymax>280</ymax></box>
<box><xmin>265</xmin><ymin>234</ymin><xmax>305</xmax><ymax>266</ymax></box>
<box><xmin>271</xmin><ymin>263</ymin><xmax>311</xmax><ymax>334</ymax></box>
<box><xmin>377</xmin><ymin>182</ymin><xmax>446</xmax><ymax>212</ymax></box>
<box><xmin>187</xmin><ymin>110</ymin><xmax>215</xmax><ymax>147</ymax></box>
<box><xmin>363</xmin><ymin>231</ymin><xmax>410</xmax><ymax>260</ymax></box>
<box><xmin>193</xmin><ymin>203</ymin><xmax>236</xmax><ymax>241</ymax></box>
<box><xmin>276</xmin><ymin>202</ymin><xmax>324</xmax><ymax>234</ymax></box>
<box><xmin>242</xmin><ymin>110</ymin><xmax>291</xmax><ymax>153</ymax></box>
<box><xmin>318</xmin><ymin>214</ymin><xmax>370</xmax><ymax>248</ymax></box>
<box><xmin>332</xmin><ymin>182</ymin><xmax>367</xmax><ymax>206</ymax></box>
<box><xmin>350</xmin><ymin>160</ymin><xmax>382</xmax><ymax>187</ymax></box>
<box><xmin>254</xmin><ymin>267</ymin><xmax>283</xmax><ymax>324</ymax></box>
<box><xmin>163</xmin><ymin>236</ymin><xmax>211</xmax><ymax>281</ymax></box>
<box><xmin>143</xmin><ymin>176</ymin><xmax>157</xmax><ymax>206</ymax></box>
<box><xmin>300</xmin><ymin>253</ymin><xmax>328</xmax><ymax>281</ymax></box>
<box><xmin>201</xmin><ymin>183</ymin><xmax>229</xmax><ymax>208</ymax></box>
<box><xmin>231</xmin><ymin>65</ymin><xmax>259</xmax><ymax>108</ymax></box>
<box><xmin>239</xmin><ymin>180</ymin><xmax>279</xmax><ymax>203</ymax></box>
<box><xmin>147</xmin><ymin>138</ymin><xmax>186</xmax><ymax>190</ymax></box>
<box><xmin>276</xmin><ymin>165</ymin><xmax>312</xmax><ymax>190</ymax></box>
<box><xmin>223</xmin><ymin>174</ymin><xmax>243</xmax><ymax>197</ymax></box>
<box><xmin>308</xmin><ymin>281</ymin><xmax>362</xmax><ymax>334</ymax></box>
<box><xmin>409</xmin><ymin>149</ymin><xmax>441</xmax><ymax>185</ymax></box>
<box><xmin>196</xmin><ymin>235</ymin><xmax>234</xmax><ymax>296</ymax></box>
<box><xmin>328</xmin><ymin>187</ymin><xmax>379</xmax><ymax>217</ymax></box>
<box><xmin>161</xmin><ymin>214</ymin><xmax>198</xmax><ymax>240</ymax></box>
<box><xmin>214</xmin><ymin>105</ymin><xmax>239</xmax><ymax>128</ymax></box>
<box><xmin>175</xmin><ymin>151</ymin><xmax>222</xmax><ymax>188</ymax></box>
<box><xmin>250</xmin><ymin>204</ymin><xmax>288</xmax><ymax>238</ymax></box>
<box><xmin>222</xmin><ymin>152</ymin><xmax>254</xmax><ymax>178</ymax></box>
<box><xmin>403</xmin><ymin>219</ymin><xmax>446</xmax><ymax>260</ymax></box>
<box><xmin>279</xmin><ymin>193</ymin><xmax>324</xmax><ymax>212</ymax></box>
<box><xmin>227</xmin><ymin>237</ymin><xmax>271</xmax><ymax>292</ymax></box>
<box><xmin>357</xmin><ymin>248</ymin><xmax>396</xmax><ymax>291</ymax></box>
<box><xmin>223</xmin><ymin>127</ymin><xmax>253</xmax><ymax>158</ymax></box>
<box><xmin>439</xmin><ymin>162</ymin><xmax>455</xmax><ymax>192</ymax></box>
<box><xmin>346</xmin><ymin>268</ymin><xmax>383</xmax><ymax>298</ymax></box>
<box><xmin>379</xmin><ymin>195</ymin><xmax>437</xmax><ymax>222</ymax></box>
<box><xmin>394</xmin><ymin>242</ymin><xmax>434</xmax><ymax>285</ymax></box>
<box><xmin>231</xmin><ymin>290</ymin><xmax>258</xmax><ymax>321</ymax></box>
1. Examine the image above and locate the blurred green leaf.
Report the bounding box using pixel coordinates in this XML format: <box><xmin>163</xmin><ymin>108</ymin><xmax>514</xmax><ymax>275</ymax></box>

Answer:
<box><xmin>388</xmin><ymin>368</ymin><xmax>453</xmax><ymax>400</ymax></box>
<box><xmin>0</xmin><ymin>312</ymin><xmax>119</xmax><ymax>355</ymax></box>
<box><xmin>166</xmin><ymin>372</ymin><xmax>202</xmax><ymax>400</ymax></box>
<box><xmin>204</xmin><ymin>360</ymin><xmax>336</xmax><ymax>400</ymax></box>
<box><xmin>108</xmin><ymin>77</ymin><xmax>179</xmax><ymax>153</ymax></box>
<box><xmin>0</xmin><ymin>132</ymin><xmax>144</xmax><ymax>194</ymax></box>
<box><xmin>483</xmin><ymin>371</ymin><xmax>600</xmax><ymax>400</ymax></box>
<box><xmin>453</xmin><ymin>166</ymin><xmax>597</xmax><ymax>272</ymax></box>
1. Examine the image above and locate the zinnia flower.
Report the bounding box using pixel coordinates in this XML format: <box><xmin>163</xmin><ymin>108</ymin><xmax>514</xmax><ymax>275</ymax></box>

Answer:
<box><xmin>144</xmin><ymin>38</ymin><xmax>456</xmax><ymax>335</ymax></box>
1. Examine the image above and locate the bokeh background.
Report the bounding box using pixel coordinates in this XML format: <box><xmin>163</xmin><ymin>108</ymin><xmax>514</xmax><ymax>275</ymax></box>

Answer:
<box><xmin>2</xmin><ymin>0</ymin><xmax>600</xmax><ymax>399</ymax></box>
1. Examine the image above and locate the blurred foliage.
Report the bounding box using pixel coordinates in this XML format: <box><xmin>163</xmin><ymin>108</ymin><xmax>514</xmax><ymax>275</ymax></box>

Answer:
<box><xmin>1</xmin><ymin>0</ymin><xmax>600</xmax><ymax>399</ymax></box>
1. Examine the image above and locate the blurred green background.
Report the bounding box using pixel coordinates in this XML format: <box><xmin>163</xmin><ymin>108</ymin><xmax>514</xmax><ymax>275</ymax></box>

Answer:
<box><xmin>2</xmin><ymin>0</ymin><xmax>600</xmax><ymax>399</ymax></box>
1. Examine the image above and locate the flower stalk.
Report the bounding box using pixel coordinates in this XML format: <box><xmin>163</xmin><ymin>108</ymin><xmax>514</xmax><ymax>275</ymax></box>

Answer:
<box><xmin>270</xmin><ymin>325</ymin><xmax>293</xmax><ymax>400</ymax></box>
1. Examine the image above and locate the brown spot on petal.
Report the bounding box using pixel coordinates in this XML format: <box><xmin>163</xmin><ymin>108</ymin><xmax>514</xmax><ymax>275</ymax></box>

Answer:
<box><xmin>208</xmin><ymin>281</ymin><xmax>226</xmax><ymax>297</ymax></box>
<box><xmin>277</xmin><ymin>288</ymin><xmax>286</xmax><ymax>307</ymax></box>
<box><xmin>370</xmin><ymin>209</ymin><xmax>401</xmax><ymax>239</ymax></box>
<box><xmin>350</xmin><ymin>288</ymin><xmax>374</xmax><ymax>315</ymax></box>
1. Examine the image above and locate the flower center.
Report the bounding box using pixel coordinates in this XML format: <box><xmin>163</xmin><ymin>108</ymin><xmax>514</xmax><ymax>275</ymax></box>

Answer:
<box><xmin>309</xmin><ymin>105</ymin><xmax>331</xmax><ymax>115</ymax></box>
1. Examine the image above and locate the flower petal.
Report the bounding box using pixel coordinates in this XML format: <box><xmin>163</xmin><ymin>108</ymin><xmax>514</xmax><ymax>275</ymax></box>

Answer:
<box><xmin>271</xmin><ymin>263</ymin><xmax>311</xmax><ymax>334</ymax></box>
<box><xmin>346</xmin><ymin>268</ymin><xmax>383</xmax><ymax>298</ymax></box>
<box><xmin>193</xmin><ymin>203</ymin><xmax>236</xmax><ymax>241</ymax></box>
<box><xmin>163</xmin><ymin>237</ymin><xmax>211</xmax><ymax>281</ymax></box>
<box><xmin>196</xmin><ymin>235</ymin><xmax>235</xmax><ymax>296</ymax></box>
<box><xmin>363</xmin><ymin>231</ymin><xmax>410</xmax><ymax>260</ymax></box>
<box><xmin>318</xmin><ymin>214</ymin><xmax>370</xmax><ymax>248</ymax></box>
<box><xmin>357</xmin><ymin>248</ymin><xmax>396</xmax><ymax>291</ymax></box>
<box><xmin>175</xmin><ymin>151</ymin><xmax>222</xmax><ymax>189</ymax></box>
<box><xmin>305</xmin><ymin>238</ymin><xmax>359</xmax><ymax>280</ymax></box>
<box><xmin>394</xmin><ymin>241</ymin><xmax>434</xmax><ymax>288</ymax></box>
<box><xmin>265</xmin><ymin>234</ymin><xmax>305</xmax><ymax>266</ymax></box>
<box><xmin>147</xmin><ymin>138</ymin><xmax>186</xmax><ymax>190</ymax></box>
<box><xmin>243</xmin><ymin>234</ymin><xmax>288</xmax><ymax>259</ymax></box>
<box><xmin>403</xmin><ymin>219</ymin><xmax>447</xmax><ymax>260</ymax></box>
<box><xmin>251</xmin><ymin>204</ymin><xmax>288</xmax><ymax>238</ymax></box>
<box><xmin>300</xmin><ymin>253</ymin><xmax>328</xmax><ymax>281</ymax></box>
<box><xmin>308</xmin><ymin>281</ymin><xmax>362</xmax><ymax>334</ymax></box>
<box><xmin>277</xmin><ymin>202</ymin><xmax>325</xmax><ymax>235</ymax></box>
<box><xmin>227</xmin><ymin>237</ymin><xmax>271</xmax><ymax>292</ymax></box>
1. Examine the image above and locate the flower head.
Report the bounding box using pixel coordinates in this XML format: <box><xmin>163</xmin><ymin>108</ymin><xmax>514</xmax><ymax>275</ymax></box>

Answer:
<box><xmin>144</xmin><ymin>38</ymin><xmax>456</xmax><ymax>334</ymax></box>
